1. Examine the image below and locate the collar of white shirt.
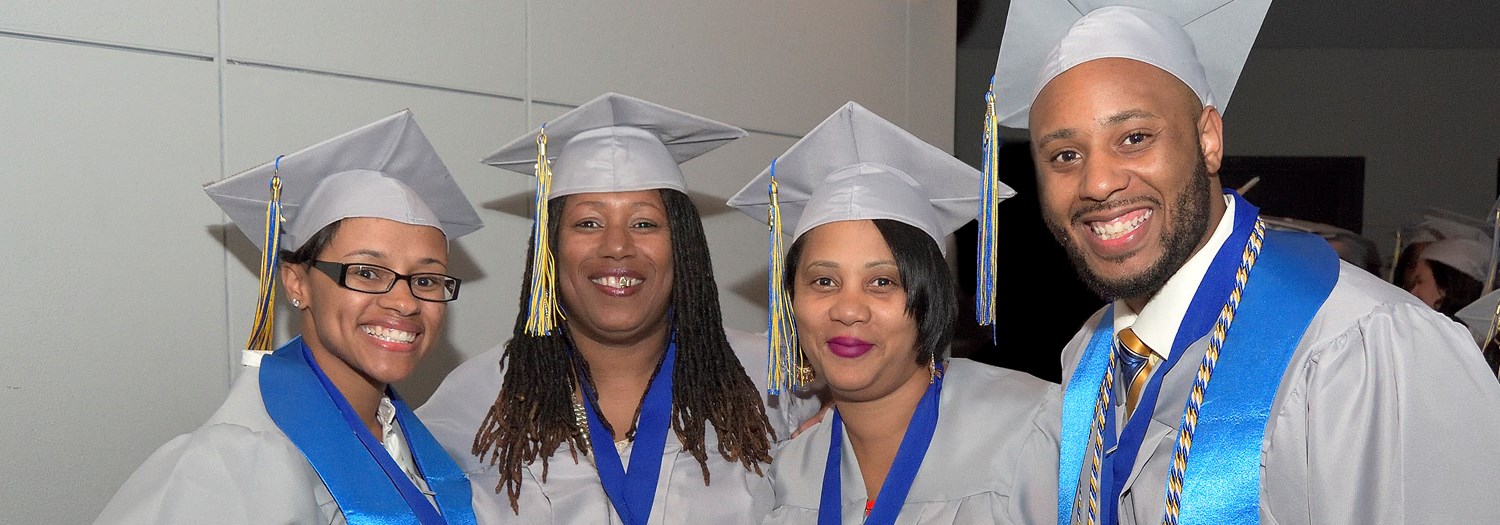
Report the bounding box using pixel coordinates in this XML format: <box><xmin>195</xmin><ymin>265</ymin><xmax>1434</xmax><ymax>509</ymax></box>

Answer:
<box><xmin>378</xmin><ymin>396</ymin><xmax>435</xmax><ymax>496</ymax></box>
<box><xmin>1112</xmin><ymin>194</ymin><xmax>1236</xmax><ymax>360</ymax></box>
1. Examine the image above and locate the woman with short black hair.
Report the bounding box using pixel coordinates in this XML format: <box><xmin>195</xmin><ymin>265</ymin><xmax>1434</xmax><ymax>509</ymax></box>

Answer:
<box><xmin>729</xmin><ymin>102</ymin><xmax>1059</xmax><ymax>524</ymax></box>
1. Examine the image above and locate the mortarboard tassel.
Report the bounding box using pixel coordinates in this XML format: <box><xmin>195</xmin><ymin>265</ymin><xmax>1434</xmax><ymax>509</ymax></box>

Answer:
<box><xmin>1486</xmin><ymin>207</ymin><xmax>1499</xmax><ymax>295</ymax></box>
<box><xmin>766</xmin><ymin>160</ymin><xmax>803</xmax><ymax>395</ymax></box>
<box><xmin>246</xmin><ymin>156</ymin><xmax>286</xmax><ymax>353</ymax></box>
<box><xmin>525</xmin><ymin>126</ymin><xmax>565</xmax><ymax>336</ymax></box>
<box><xmin>976</xmin><ymin>77</ymin><xmax>1001</xmax><ymax>336</ymax></box>
<box><xmin>1389</xmin><ymin>229</ymin><xmax>1404</xmax><ymax>284</ymax></box>
<box><xmin>1488</xmin><ymin>293</ymin><xmax>1500</xmax><ymax>354</ymax></box>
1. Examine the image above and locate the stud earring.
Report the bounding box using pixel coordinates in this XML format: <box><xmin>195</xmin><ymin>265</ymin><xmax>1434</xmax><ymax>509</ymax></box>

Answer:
<box><xmin>291</xmin><ymin>299</ymin><xmax>301</xmax><ymax>308</ymax></box>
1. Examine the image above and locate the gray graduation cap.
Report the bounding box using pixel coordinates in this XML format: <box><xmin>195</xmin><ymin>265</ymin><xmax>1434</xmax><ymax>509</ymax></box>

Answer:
<box><xmin>991</xmin><ymin>0</ymin><xmax>1273</xmax><ymax>128</ymax></box>
<box><xmin>1423</xmin><ymin>238</ymin><xmax>1492</xmax><ymax>283</ymax></box>
<box><xmin>1391</xmin><ymin>208</ymin><xmax>1494</xmax><ymax>286</ymax></box>
<box><xmin>487</xmin><ymin>93</ymin><xmax>746</xmax><ymax>337</ymax></box>
<box><xmin>206</xmin><ymin>110</ymin><xmax>483</xmax><ymax>252</ymax></box>
<box><xmin>482</xmin><ymin>92</ymin><xmax>747</xmax><ymax>197</ymax></box>
<box><xmin>1401</xmin><ymin>209</ymin><xmax>1492</xmax><ymax>246</ymax></box>
<box><xmin>1262</xmin><ymin>215</ymin><xmax>1359</xmax><ymax>240</ymax></box>
<box><xmin>203</xmin><ymin>109</ymin><xmax>482</xmax><ymax>359</ymax></box>
<box><xmin>1457</xmin><ymin>289</ymin><xmax>1500</xmax><ymax>348</ymax></box>
<box><xmin>728</xmin><ymin>101</ymin><xmax>1014</xmax><ymax>395</ymax></box>
<box><xmin>727</xmin><ymin>101</ymin><xmax>1011</xmax><ymax>253</ymax></box>
<box><xmin>1262</xmin><ymin>215</ymin><xmax>1382</xmax><ymax>273</ymax></box>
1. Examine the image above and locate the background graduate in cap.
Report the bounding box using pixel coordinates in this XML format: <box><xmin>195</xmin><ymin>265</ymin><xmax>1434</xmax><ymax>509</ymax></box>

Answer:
<box><xmin>990</xmin><ymin>0</ymin><xmax>1500</xmax><ymax>523</ymax></box>
<box><xmin>416</xmin><ymin>93</ymin><xmax>821</xmax><ymax>525</ymax></box>
<box><xmin>729</xmin><ymin>101</ymin><xmax>1060</xmax><ymax>525</ymax></box>
<box><xmin>1391</xmin><ymin>208</ymin><xmax>1492</xmax><ymax>290</ymax></box>
<box><xmin>1407</xmin><ymin>237</ymin><xmax>1488</xmax><ymax>320</ymax></box>
<box><xmin>1259</xmin><ymin>215</ymin><xmax>1382</xmax><ymax>276</ymax></box>
<box><xmin>96</xmin><ymin>110</ymin><xmax>482</xmax><ymax>524</ymax></box>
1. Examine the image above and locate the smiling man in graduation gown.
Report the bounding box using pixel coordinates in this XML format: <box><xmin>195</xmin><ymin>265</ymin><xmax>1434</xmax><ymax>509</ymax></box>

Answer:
<box><xmin>987</xmin><ymin>1</ymin><xmax>1500</xmax><ymax>523</ymax></box>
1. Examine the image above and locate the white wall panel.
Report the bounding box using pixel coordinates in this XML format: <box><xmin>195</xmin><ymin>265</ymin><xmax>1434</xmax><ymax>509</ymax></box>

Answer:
<box><xmin>0</xmin><ymin>0</ymin><xmax>216</xmax><ymax>54</ymax></box>
<box><xmin>224</xmin><ymin>0</ymin><xmax>527</xmax><ymax>96</ymax></box>
<box><xmin>906</xmin><ymin>0</ymin><xmax>959</xmax><ymax>152</ymax></box>
<box><xmin>530</xmin><ymin>0</ymin><xmax>915</xmax><ymax>136</ymax></box>
<box><xmin>221</xmin><ymin>64</ymin><xmax>530</xmax><ymax>404</ymax></box>
<box><xmin>693</xmin><ymin>132</ymin><xmax>802</xmax><ymax>333</ymax></box>
<box><xmin>0</xmin><ymin>39</ymin><xmax>222</xmax><ymax>523</ymax></box>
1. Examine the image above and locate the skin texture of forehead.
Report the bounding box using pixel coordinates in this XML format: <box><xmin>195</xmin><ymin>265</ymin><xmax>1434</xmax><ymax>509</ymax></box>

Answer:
<box><xmin>1033</xmin><ymin>57</ymin><xmax>1205</xmax><ymax>141</ymax></box>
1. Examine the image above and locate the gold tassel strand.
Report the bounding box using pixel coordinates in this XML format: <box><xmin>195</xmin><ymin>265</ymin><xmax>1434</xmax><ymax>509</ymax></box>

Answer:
<box><xmin>246</xmin><ymin>157</ymin><xmax>286</xmax><ymax>352</ymax></box>
<box><xmin>525</xmin><ymin>128</ymin><xmax>565</xmax><ymax>336</ymax></box>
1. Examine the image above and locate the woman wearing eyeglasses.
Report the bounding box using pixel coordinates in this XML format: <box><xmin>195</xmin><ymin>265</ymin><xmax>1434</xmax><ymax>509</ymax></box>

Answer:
<box><xmin>96</xmin><ymin>111</ymin><xmax>482</xmax><ymax>525</ymax></box>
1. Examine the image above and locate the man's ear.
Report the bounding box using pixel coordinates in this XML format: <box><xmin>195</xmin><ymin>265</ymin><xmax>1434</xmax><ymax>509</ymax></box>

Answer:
<box><xmin>1198</xmin><ymin>105</ymin><xmax>1224</xmax><ymax>175</ymax></box>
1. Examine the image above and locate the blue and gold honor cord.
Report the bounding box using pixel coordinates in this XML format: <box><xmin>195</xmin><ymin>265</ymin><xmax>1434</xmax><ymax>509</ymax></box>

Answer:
<box><xmin>1078</xmin><ymin>219</ymin><xmax>1268</xmax><ymax>525</ymax></box>
<box><xmin>246</xmin><ymin>156</ymin><xmax>286</xmax><ymax>352</ymax></box>
<box><xmin>1161</xmin><ymin>219</ymin><xmax>1265</xmax><ymax>525</ymax></box>
<box><xmin>766</xmin><ymin>160</ymin><xmax>803</xmax><ymax>395</ymax></box>
<box><xmin>525</xmin><ymin>126</ymin><xmax>565</xmax><ymax>336</ymax></box>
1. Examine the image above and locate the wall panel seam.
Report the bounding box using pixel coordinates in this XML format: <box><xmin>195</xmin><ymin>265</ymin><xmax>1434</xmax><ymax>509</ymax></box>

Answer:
<box><xmin>223</xmin><ymin>59</ymin><xmax>526</xmax><ymax>101</ymax></box>
<box><xmin>0</xmin><ymin>29</ymin><xmax>213</xmax><ymax>61</ymax></box>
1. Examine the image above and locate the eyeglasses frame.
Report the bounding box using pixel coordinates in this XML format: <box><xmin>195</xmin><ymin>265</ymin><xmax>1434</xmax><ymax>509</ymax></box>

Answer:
<box><xmin>309</xmin><ymin>260</ymin><xmax>462</xmax><ymax>303</ymax></box>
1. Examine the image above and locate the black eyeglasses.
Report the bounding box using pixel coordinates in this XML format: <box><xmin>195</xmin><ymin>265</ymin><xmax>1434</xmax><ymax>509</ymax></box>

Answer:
<box><xmin>311</xmin><ymin>261</ymin><xmax>462</xmax><ymax>302</ymax></box>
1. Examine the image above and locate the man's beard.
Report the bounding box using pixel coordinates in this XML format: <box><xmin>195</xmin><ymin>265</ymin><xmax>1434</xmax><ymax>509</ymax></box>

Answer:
<box><xmin>1046</xmin><ymin>155</ymin><xmax>1214</xmax><ymax>302</ymax></box>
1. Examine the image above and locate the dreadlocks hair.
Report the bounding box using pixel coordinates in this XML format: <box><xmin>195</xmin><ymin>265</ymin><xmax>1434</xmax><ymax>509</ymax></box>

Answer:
<box><xmin>472</xmin><ymin>188</ymin><xmax>777</xmax><ymax>514</ymax></box>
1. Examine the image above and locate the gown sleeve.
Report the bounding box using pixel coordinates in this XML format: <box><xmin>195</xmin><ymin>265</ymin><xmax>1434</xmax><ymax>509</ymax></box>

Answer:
<box><xmin>94</xmin><ymin>422</ymin><xmax>336</xmax><ymax>525</ymax></box>
<box><xmin>1263</xmin><ymin>301</ymin><xmax>1500</xmax><ymax>524</ymax></box>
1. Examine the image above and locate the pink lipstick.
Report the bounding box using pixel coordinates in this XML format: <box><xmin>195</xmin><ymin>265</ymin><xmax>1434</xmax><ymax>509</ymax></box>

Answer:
<box><xmin>826</xmin><ymin>336</ymin><xmax>873</xmax><ymax>358</ymax></box>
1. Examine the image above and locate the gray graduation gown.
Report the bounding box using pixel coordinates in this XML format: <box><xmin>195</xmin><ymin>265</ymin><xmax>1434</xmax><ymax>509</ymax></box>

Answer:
<box><xmin>95</xmin><ymin>366</ymin><xmax>343</xmax><ymax>524</ymax></box>
<box><xmin>416</xmin><ymin>328</ymin><xmax>824</xmax><ymax>525</ymax></box>
<box><xmin>1060</xmin><ymin>262</ymin><xmax>1500</xmax><ymax>524</ymax></box>
<box><xmin>762</xmin><ymin>358</ymin><xmax>1061</xmax><ymax>525</ymax></box>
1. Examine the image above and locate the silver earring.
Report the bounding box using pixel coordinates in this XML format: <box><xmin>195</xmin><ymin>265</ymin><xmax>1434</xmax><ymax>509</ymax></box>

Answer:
<box><xmin>292</xmin><ymin>299</ymin><xmax>301</xmax><ymax>308</ymax></box>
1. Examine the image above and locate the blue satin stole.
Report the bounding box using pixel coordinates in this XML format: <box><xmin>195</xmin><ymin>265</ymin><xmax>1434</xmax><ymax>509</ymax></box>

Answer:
<box><xmin>261</xmin><ymin>337</ymin><xmax>476</xmax><ymax>525</ymax></box>
<box><xmin>1057</xmin><ymin>190</ymin><xmax>1339</xmax><ymax>524</ymax></box>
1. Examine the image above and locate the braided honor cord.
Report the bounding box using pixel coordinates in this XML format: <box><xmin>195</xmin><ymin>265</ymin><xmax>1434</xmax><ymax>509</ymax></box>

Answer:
<box><xmin>1162</xmin><ymin>218</ymin><xmax>1266</xmax><ymax>525</ymax></box>
<box><xmin>1077</xmin><ymin>218</ymin><xmax>1268</xmax><ymax>525</ymax></box>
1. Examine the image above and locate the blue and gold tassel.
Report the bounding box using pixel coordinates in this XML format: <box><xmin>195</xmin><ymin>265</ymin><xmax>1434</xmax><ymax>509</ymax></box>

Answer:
<box><xmin>1388</xmin><ymin>228</ymin><xmax>1403</xmax><ymax>284</ymax></box>
<box><xmin>525</xmin><ymin>126</ymin><xmax>564</xmax><ymax>336</ymax></box>
<box><xmin>976</xmin><ymin>76</ymin><xmax>1001</xmax><ymax>335</ymax></box>
<box><xmin>766</xmin><ymin>160</ymin><xmax>803</xmax><ymax>395</ymax></box>
<box><xmin>1486</xmin><ymin>206</ymin><xmax>1499</xmax><ymax>294</ymax></box>
<box><xmin>246</xmin><ymin>156</ymin><xmax>286</xmax><ymax>353</ymax></box>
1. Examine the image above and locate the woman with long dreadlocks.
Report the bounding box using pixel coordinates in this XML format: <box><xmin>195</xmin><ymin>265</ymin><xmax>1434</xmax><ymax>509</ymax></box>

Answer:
<box><xmin>416</xmin><ymin>93</ymin><xmax>822</xmax><ymax>524</ymax></box>
<box><xmin>726</xmin><ymin>102</ymin><xmax>1061</xmax><ymax>524</ymax></box>
<box><xmin>98</xmin><ymin>111</ymin><xmax>482</xmax><ymax>524</ymax></box>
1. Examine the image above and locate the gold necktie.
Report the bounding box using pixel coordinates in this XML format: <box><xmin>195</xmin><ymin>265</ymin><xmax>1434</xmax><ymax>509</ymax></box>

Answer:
<box><xmin>1116</xmin><ymin>327</ymin><xmax>1161</xmax><ymax>418</ymax></box>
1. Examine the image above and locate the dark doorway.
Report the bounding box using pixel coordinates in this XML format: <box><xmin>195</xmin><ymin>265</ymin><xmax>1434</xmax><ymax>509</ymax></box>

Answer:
<box><xmin>952</xmin><ymin>141</ymin><xmax>1098</xmax><ymax>384</ymax></box>
<box><xmin>1219</xmin><ymin>156</ymin><xmax>1366</xmax><ymax>234</ymax></box>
